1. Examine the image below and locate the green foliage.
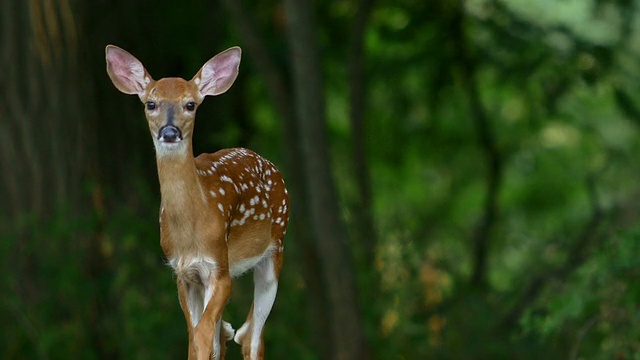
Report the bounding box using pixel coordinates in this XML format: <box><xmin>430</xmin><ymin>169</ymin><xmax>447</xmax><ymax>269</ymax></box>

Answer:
<box><xmin>1</xmin><ymin>212</ymin><xmax>101</xmax><ymax>359</ymax></box>
<box><xmin>329</xmin><ymin>0</ymin><xmax>640</xmax><ymax>358</ymax></box>
<box><xmin>521</xmin><ymin>226</ymin><xmax>640</xmax><ymax>358</ymax></box>
<box><xmin>0</xmin><ymin>195</ymin><xmax>185</xmax><ymax>359</ymax></box>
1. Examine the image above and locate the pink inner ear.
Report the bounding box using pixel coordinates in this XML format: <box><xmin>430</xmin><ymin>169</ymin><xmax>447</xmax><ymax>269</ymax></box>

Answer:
<box><xmin>197</xmin><ymin>49</ymin><xmax>240</xmax><ymax>96</ymax></box>
<box><xmin>198</xmin><ymin>64</ymin><xmax>218</xmax><ymax>94</ymax></box>
<box><xmin>107</xmin><ymin>48</ymin><xmax>147</xmax><ymax>94</ymax></box>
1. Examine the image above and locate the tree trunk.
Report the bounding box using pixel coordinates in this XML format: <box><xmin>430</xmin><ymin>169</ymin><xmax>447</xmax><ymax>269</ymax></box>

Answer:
<box><xmin>0</xmin><ymin>0</ymin><xmax>92</xmax><ymax>226</ymax></box>
<box><xmin>0</xmin><ymin>1</ymin><xmax>120</xmax><ymax>358</ymax></box>
<box><xmin>221</xmin><ymin>0</ymin><xmax>332</xmax><ymax>356</ymax></box>
<box><xmin>348</xmin><ymin>0</ymin><xmax>377</xmax><ymax>271</ymax></box>
<box><xmin>282</xmin><ymin>0</ymin><xmax>370</xmax><ymax>358</ymax></box>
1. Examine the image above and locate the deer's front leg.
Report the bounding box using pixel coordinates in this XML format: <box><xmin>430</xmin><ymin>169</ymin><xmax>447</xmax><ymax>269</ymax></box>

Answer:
<box><xmin>193</xmin><ymin>270</ymin><xmax>231</xmax><ymax>360</ymax></box>
<box><xmin>176</xmin><ymin>278</ymin><xmax>197</xmax><ymax>360</ymax></box>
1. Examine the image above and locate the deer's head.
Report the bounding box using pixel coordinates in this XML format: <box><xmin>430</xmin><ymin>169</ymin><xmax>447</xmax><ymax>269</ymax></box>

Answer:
<box><xmin>105</xmin><ymin>45</ymin><xmax>241</xmax><ymax>156</ymax></box>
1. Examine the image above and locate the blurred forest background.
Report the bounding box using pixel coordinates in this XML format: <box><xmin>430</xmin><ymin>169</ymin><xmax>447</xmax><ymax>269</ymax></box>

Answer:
<box><xmin>1</xmin><ymin>0</ymin><xmax>640</xmax><ymax>359</ymax></box>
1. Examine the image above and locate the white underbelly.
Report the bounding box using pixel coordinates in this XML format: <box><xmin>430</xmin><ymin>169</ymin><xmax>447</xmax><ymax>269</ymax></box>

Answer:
<box><xmin>229</xmin><ymin>244</ymin><xmax>275</xmax><ymax>278</ymax></box>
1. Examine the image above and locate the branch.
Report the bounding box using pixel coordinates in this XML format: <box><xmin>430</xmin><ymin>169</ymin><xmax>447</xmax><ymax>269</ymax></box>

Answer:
<box><xmin>569</xmin><ymin>313</ymin><xmax>602</xmax><ymax>360</ymax></box>
<box><xmin>500</xmin><ymin>176</ymin><xmax>607</xmax><ymax>329</ymax></box>
<box><xmin>451</xmin><ymin>5</ymin><xmax>504</xmax><ymax>288</ymax></box>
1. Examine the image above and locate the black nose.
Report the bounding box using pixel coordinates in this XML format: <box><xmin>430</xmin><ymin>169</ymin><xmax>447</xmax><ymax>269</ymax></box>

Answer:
<box><xmin>159</xmin><ymin>125</ymin><xmax>182</xmax><ymax>143</ymax></box>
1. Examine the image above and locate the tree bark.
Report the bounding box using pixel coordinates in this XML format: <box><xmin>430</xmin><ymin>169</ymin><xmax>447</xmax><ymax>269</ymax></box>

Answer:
<box><xmin>348</xmin><ymin>0</ymin><xmax>377</xmax><ymax>269</ymax></box>
<box><xmin>0</xmin><ymin>0</ymin><xmax>79</xmax><ymax>223</ymax></box>
<box><xmin>0</xmin><ymin>0</ymin><xmax>93</xmax><ymax>245</ymax></box>
<box><xmin>0</xmin><ymin>0</ymin><xmax>115</xmax><ymax>358</ymax></box>
<box><xmin>282</xmin><ymin>0</ymin><xmax>370</xmax><ymax>358</ymax></box>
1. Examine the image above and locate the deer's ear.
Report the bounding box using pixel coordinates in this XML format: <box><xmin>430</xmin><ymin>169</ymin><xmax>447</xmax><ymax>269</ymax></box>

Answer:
<box><xmin>192</xmin><ymin>47</ymin><xmax>241</xmax><ymax>97</ymax></box>
<box><xmin>106</xmin><ymin>45</ymin><xmax>152</xmax><ymax>98</ymax></box>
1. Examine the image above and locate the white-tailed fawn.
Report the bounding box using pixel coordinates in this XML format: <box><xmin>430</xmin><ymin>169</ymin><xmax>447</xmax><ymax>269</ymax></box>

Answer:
<box><xmin>106</xmin><ymin>45</ymin><xmax>289</xmax><ymax>360</ymax></box>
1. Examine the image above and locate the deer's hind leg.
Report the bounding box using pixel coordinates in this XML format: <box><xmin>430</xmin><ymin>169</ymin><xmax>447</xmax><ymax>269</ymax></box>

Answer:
<box><xmin>234</xmin><ymin>249</ymin><xmax>283</xmax><ymax>359</ymax></box>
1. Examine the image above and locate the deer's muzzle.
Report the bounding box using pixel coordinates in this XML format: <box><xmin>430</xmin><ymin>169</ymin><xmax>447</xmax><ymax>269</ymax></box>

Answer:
<box><xmin>158</xmin><ymin>125</ymin><xmax>182</xmax><ymax>143</ymax></box>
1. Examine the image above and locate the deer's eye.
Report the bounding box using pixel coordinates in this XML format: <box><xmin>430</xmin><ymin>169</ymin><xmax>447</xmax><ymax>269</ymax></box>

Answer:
<box><xmin>185</xmin><ymin>102</ymin><xmax>196</xmax><ymax>111</ymax></box>
<box><xmin>146</xmin><ymin>101</ymin><xmax>156</xmax><ymax>110</ymax></box>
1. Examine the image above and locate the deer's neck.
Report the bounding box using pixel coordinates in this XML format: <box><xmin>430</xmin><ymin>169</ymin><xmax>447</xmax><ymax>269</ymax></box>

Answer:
<box><xmin>156</xmin><ymin>146</ymin><xmax>206</xmax><ymax>216</ymax></box>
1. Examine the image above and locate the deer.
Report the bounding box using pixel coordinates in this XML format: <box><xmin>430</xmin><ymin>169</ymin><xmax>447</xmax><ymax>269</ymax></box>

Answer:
<box><xmin>105</xmin><ymin>45</ymin><xmax>289</xmax><ymax>360</ymax></box>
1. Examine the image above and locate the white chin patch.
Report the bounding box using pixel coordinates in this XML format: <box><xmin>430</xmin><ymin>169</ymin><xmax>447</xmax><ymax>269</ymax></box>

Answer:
<box><xmin>155</xmin><ymin>140</ymin><xmax>186</xmax><ymax>156</ymax></box>
<box><xmin>160</xmin><ymin>139</ymin><xmax>182</xmax><ymax>145</ymax></box>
